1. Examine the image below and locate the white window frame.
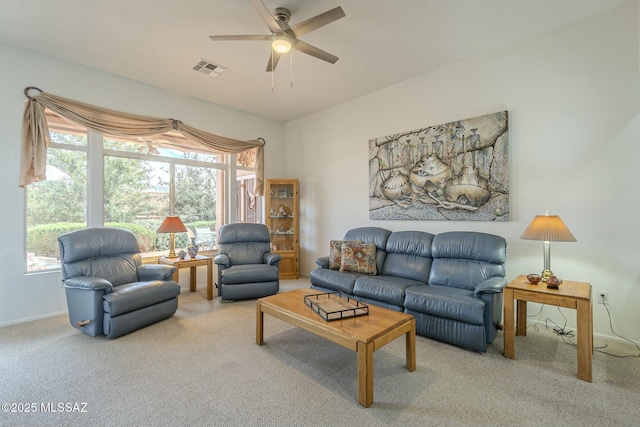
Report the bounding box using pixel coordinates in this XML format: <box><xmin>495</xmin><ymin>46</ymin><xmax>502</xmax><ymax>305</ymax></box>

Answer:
<box><xmin>24</xmin><ymin>113</ymin><xmax>258</xmax><ymax>273</ymax></box>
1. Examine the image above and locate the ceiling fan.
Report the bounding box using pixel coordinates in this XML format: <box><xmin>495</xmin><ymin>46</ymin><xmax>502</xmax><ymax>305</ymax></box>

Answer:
<box><xmin>209</xmin><ymin>0</ymin><xmax>346</xmax><ymax>72</ymax></box>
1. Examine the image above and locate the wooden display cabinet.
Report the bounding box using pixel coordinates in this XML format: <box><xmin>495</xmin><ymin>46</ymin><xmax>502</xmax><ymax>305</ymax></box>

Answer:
<box><xmin>265</xmin><ymin>179</ymin><xmax>299</xmax><ymax>279</ymax></box>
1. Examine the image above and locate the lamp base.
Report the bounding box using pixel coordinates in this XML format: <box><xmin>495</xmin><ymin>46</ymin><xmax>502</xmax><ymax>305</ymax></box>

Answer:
<box><xmin>168</xmin><ymin>233</ymin><xmax>177</xmax><ymax>258</ymax></box>
<box><xmin>541</xmin><ymin>269</ymin><xmax>553</xmax><ymax>282</ymax></box>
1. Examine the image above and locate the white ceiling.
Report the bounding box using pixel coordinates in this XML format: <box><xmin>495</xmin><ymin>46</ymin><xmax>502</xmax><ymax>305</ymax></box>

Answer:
<box><xmin>0</xmin><ymin>0</ymin><xmax>632</xmax><ymax>122</ymax></box>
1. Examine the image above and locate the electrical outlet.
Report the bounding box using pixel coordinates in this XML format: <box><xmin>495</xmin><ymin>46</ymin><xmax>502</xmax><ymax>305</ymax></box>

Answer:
<box><xmin>597</xmin><ymin>291</ymin><xmax>608</xmax><ymax>305</ymax></box>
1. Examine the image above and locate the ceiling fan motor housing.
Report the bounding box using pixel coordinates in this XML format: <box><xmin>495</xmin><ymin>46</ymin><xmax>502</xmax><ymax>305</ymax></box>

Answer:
<box><xmin>273</xmin><ymin>8</ymin><xmax>291</xmax><ymax>24</ymax></box>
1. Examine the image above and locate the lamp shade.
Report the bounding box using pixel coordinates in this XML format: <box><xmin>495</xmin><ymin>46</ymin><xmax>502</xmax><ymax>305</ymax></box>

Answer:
<box><xmin>156</xmin><ymin>216</ymin><xmax>187</xmax><ymax>234</ymax></box>
<box><xmin>520</xmin><ymin>215</ymin><xmax>576</xmax><ymax>242</ymax></box>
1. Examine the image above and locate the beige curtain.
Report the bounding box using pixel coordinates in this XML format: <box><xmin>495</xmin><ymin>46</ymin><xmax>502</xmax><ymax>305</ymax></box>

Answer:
<box><xmin>19</xmin><ymin>88</ymin><xmax>265</xmax><ymax>195</ymax></box>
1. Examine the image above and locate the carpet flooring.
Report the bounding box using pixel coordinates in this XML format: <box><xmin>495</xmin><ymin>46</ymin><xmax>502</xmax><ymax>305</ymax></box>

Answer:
<box><xmin>1</xmin><ymin>279</ymin><xmax>639</xmax><ymax>427</ymax></box>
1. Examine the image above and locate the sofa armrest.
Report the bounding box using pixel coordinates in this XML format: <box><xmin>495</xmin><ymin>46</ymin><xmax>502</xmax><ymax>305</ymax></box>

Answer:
<box><xmin>264</xmin><ymin>253</ymin><xmax>282</xmax><ymax>265</ymax></box>
<box><xmin>64</xmin><ymin>276</ymin><xmax>113</xmax><ymax>293</ymax></box>
<box><xmin>137</xmin><ymin>264</ymin><xmax>176</xmax><ymax>281</ymax></box>
<box><xmin>316</xmin><ymin>256</ymin><xmax>329</xmax><ymax>269</ymax></box>
<box><xmin>214</xmin><ymin>254</ymin><xmax>230</xmax><ymax>268</ymax></box>
<box><xmin>474</xmin><ymin>276</ymin><xmax>508</xmax><ymax>296</ymax></box>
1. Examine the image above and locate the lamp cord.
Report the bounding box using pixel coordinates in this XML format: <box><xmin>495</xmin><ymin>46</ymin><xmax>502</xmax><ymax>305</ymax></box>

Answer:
<box><xmin>528</xmin><ymin>304</ymin><xmax>640</xmax><ymax>358</ymax></box>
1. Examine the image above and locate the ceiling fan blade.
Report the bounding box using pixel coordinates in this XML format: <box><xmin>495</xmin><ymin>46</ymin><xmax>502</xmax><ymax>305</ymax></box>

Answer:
<box><xmin>272</xmin><ymin>16</ymin><xmax>297</xmax><ymax>40</ymax></box>
<box><xmin>209</xmin><ymin>35</ymin><xmax>271</xmax><ymax>41</ymax></box>
<box><xmin>293</xmin><ymin>40</ymin><xmax>339</xmax><ymax>64</ymax></box>
<box><xmin>290</xmin><ymin>7</ymin><xmax>346</xmax><ymax>38</ymax></box>
<box><xmin>266</xmin><ymin>51</ymin><xmax>283</xmax><ymax>72</ymax></box>
<box><xmin>252</xmin><ymin>0</ymin><xmax>281</xmax><ymax>34</ymax></box>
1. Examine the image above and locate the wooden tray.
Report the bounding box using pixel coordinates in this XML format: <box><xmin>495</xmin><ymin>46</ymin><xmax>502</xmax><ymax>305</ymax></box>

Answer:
<box><xmin>304</xmin><ymin>292</ymin><xmax>369</xmax><ymax>321</ymax></box>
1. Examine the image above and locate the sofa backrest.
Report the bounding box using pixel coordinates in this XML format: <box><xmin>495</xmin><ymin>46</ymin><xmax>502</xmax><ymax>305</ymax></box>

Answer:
<box><xmin>343</xmin><ymin>227</ymin><xmax>392</xmax><ymax>273</ymax></box>
<box><xmin>429</xmin><ymin>231</ymin><xmax>506</xmax><ymax>291</ymax></box>
<box><xmin>382</xmin><ymin>231</ymin><xmax>434</xmax><ymax>282</ymax></box>
<box><xmin>217</xmin><ymin>223</ymin><xmax>271</xmax><ymax>265</ymax></box>
<box><xmin>57</xmin><ymin>227</ymin><xmax>142</xmax><ymax>286</ymax></box>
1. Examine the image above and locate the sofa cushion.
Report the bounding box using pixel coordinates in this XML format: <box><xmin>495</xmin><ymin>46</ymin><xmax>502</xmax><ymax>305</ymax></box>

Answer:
<box><xmin>404</xmin><ymin>285</ymin><xmax>485</xmax><ymax>325</ymax></box>
<box><xmin>217</xmin><ymin>223</ymin><xmax>272</xmax><ymax>265</ymax></box>
<box><xmin>221</xmin><ymin>264</ymin><xmax>279</xmax><ymax>285</ymax></box>
<box><xmin>309</xmin><ymin>268</ymin><xmax>360</xmax><ymax>294</ymax></box>
<box><xmin>103</xmin><ymin>281</ymin><xmax>181</xmax><ymax>316</ymax></box>
<box><xmin>329</xmin><ymin>240</ymin><xmax>361</xmax><ymax>270</ymax></box>
<box><xmin>339</xmin><ymin>241</ymin><xmax>377</xmax><ymax>275</ymax></box>
<box><xmin>430</xmin><ymin>232</ymin><xmax>507</xmax><ymax>291</ymax></box>
<box><xmin>353</xmin><ymin>275</ymin><xmax>426</xmax><ymax>307</ymax></box>
<box><xmin>63</xmin><ymin>255</ymin><xmax>142</xmax><ymax>287</ymax></box>
<box><xmin>382</xmin><ymin>231</ymin><xmax>434</xmax><ymax>282</ymax></box>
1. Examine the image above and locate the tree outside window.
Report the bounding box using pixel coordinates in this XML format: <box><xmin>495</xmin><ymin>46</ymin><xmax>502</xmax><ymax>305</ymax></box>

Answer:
<box><xmin>25</xmin><ymin>111</ymin><xmax>260</xmax><ymax>272</ymax></box>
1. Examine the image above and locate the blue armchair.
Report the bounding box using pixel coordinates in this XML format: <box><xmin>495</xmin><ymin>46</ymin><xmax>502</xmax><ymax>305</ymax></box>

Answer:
<box><xmin>58</xmin><ymin>227</ymin><xmax>181</xmax><ymax>338</ymax></box>
<box><xmin>214</xmin><ymin>223</ymin><xmax>281</xmax><ymax>300</ymax></box>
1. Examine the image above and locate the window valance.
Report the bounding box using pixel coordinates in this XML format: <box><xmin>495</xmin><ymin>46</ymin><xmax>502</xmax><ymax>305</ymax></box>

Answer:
<box><xmin>19</xmin><ymin>87</ymin><xmax>265</xmax><ymax>195</ymax></box>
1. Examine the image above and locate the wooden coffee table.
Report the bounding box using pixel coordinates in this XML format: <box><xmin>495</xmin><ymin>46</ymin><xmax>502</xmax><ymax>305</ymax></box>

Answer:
<box><xmin>256</xmin><ymin>288</ymin><xmax>416</xmax><ymax>407</ymax></box>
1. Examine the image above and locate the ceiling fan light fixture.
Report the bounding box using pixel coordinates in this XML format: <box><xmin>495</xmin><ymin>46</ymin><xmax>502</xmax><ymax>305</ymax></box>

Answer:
<box><xmin>271</xmin><ymin>35</ymin><xmax>291</xmax><ymax>53</ymax></box>
<box><xmin>209</xmin><ymin>1</ymin><xmax>345</xmax><ymax>71</ymax></box>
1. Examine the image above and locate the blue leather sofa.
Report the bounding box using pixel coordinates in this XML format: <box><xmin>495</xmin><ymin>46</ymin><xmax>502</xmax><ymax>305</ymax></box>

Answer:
<box><xmin>310</xmin><ymin>227</ymin><xmax>507</xmax><ymax>352</ymax></box>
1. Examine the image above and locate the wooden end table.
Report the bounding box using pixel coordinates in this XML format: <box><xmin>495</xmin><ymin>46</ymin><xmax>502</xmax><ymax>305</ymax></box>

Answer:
<box><xmin>256</xmin><ymin>289</ymin><xmax>416</xmax><ymax>407</ymax></box>
<box><xmin>158</xmin><ymin>255</ymin><xmax>213</xmax><ymax>300</ymax></box>
<box><xmin>503</xmin><ymin>275</ymin><xmax>593</xmax><ymax>382</ymax></box>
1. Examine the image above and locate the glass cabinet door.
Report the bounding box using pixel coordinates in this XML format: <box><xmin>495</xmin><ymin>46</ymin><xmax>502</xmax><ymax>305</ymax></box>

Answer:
<box><xmin>266</xmin><ymin>179</ymin><xmax>299</xmax><ymax>279</ymax></box>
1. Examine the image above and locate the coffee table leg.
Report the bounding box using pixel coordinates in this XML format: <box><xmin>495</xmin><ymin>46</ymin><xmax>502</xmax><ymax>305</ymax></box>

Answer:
<box><xmin>406</xmin><ymin>319</ymin><xmax>416</xmax><ymax>372</ymax></box>
<box><xmin>357</xmin><ymin>340</ymin><xmax>374</xmax><ymax>407</ymax></box>
<box><xmin>256</xmin><ymin>302</ymin><xmax>264</xmax><ymax>345</ymax></box>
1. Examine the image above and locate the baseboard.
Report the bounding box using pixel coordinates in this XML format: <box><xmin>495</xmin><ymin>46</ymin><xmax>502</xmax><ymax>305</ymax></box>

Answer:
<box><xmin>0</xmin><ymin>310</ymin><xmax>68</xmax><ymax>328</ymax></box>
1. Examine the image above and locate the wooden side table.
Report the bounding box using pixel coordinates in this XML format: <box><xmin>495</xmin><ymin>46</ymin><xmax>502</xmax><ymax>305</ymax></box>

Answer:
<box><xmin>158</xmin><ymin>255</ymin><xmax>213</xmax><ymax>300</ymax></box>
<box><xmin>503</xmin><ymin>275</ymin><xmax>593</xmax><ymax>382</ymax></box>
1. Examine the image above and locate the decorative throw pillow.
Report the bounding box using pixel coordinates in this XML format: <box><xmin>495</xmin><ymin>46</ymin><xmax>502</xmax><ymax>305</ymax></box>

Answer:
<box><xmin>329</xmin><ymin>240</ymin><xmax>361</xmax><ymax>270</ymax></box>
<box><xmin>339</xmin><ymin>241</ymin><xmax>377</xmax><ymax>275</ymax></box>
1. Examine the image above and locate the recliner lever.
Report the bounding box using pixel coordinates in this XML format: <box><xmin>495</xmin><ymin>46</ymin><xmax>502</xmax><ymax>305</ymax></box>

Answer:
<box><xmin>76</xmin><ymin>319</ymin><xmax>92</xmax><ymax>327</ymax></box>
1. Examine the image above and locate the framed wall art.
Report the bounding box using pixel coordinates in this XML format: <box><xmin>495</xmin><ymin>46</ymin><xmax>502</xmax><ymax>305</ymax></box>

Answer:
<box><xmin>369</xmin><ymin>111</ymin><xmax>509</xmax><ymax>221</ymax></box>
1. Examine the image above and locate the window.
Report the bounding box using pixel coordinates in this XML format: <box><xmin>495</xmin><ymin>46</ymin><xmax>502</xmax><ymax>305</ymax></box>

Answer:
<box><xmin>25</xmin><ymin>110</ymin><xmax>261</xmax><ymax>272</ymax></box>
<box><xmin>25</xmin><ymin>126</ymin><xmax>88</xmax><ymax>271</ymax></box>
<box><xmin>103</xmin><ymin>134</ymin><xmax>224</xmax><ymax>254</ymax></box>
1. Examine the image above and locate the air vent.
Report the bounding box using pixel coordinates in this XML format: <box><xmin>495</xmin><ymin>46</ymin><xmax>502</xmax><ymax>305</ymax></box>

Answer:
<box><xmin>193</xmin><ymin>59</ymin><xmax>227</xmax><ymax>77</ymax></box>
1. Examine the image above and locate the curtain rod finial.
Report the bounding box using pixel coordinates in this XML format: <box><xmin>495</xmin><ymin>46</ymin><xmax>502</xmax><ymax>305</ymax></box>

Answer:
<box><xmin>170</xmin><ymin>119</ymin><xmax>182</xmax><ymax>130</ymax></box>
<box><xmin>24</xmin><ymin>86</ymin><xmax>43</xmax><ymax>99</ymax></box>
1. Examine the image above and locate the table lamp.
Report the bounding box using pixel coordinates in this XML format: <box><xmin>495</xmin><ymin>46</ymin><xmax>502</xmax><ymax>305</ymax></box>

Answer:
<box><xmin>520</xmin><ymin>213</ymin><xmax>576</xmax><ymax>283</ymax></box>
<box><xmin>157</xmin><ymin>216</ymin><xmax>187</xmax><ymax>257</ymax></box>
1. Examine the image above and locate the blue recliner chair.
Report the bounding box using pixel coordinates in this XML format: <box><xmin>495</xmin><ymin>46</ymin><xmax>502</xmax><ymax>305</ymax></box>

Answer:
<box><xmin>58</xmin><ymin>227</ymin><xmax>181</xmax><ymax>338</ymax></box>
<box><xmin>214</xmin><ymin>223</ymin><xmax>282</xmax><ymax>300</ymax></box>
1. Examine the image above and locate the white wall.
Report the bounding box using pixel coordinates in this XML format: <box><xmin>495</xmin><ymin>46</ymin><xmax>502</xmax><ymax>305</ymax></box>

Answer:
<box><xmin>2</xmin><ymin>3</ymin><xmax>639</xmax><ymax>345</ymax></box>
<box><xmin>0</xmin><ymin>43</ymin><xmax>285</xmax><ymax>326</ymax></box>
<box><xmin>285</xmin><ymin>2</ymin><xmax>640</xmax><ymax>343</ymax></box>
